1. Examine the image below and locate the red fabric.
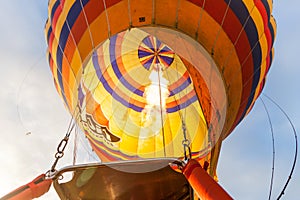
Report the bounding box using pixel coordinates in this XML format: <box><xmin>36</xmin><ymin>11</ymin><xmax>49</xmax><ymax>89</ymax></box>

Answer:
<box><xmin>1</xmin><ymin>174</ymin><xmax>52</xmax><ymax>200</ymax></box>
<box><xmin>183</xmin><ymin>159</ymin><xmax>233</xmax><ymax>200</ymax></box>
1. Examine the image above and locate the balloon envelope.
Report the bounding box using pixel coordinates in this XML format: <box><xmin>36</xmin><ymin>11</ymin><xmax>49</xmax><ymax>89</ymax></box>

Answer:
<box><xmin>45</xmin><ymin>0</ymin><xmax>276</xmax><ymax>176</ymax></box>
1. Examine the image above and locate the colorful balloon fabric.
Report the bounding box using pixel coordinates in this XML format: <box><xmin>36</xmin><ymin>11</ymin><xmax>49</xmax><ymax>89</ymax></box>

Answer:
<box><xmin>45</xmin><ymin>0</ymin><xmax>276</xmax><ymax>176</ymax></box>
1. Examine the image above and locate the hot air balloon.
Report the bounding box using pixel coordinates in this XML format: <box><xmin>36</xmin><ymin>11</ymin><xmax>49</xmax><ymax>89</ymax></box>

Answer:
<box><xmin>44</xmin><ymin>0</ymin><xmax>276</xmax><ymax>199</ymax></box>
<box><xmin>0</xmin><ymin>0</ymin><xmax>276</xmax><ymax>199</ymax></box>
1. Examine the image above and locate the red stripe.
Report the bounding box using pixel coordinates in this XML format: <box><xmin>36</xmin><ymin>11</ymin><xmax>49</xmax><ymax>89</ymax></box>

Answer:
<box><xmin>188</xmin><ymin>0</ymin><xmax>255</xmax><ymax>130</ymax></box>
<box><xmin>48</xmin><ymin>32</ymin><xmax>55</xmax><ymax>55</ymax></box>
<box><xmin>255</xmin><ymin>1</ymin><xmax>273</xmax><ymax>74</ymax></box>
<box><xmin>106</xmin><ymin>0</ymin><xmax>122</xmax><ymax>8</ymax></box>
<box><xmin>51</xmin><ymin>3</ymin><xmax>63</xmax><ymax>31</ymax></box>
<box><xmin>255</xmin><ymin>1</ymin><xmax>272</xmax><ymax>53</ymax></box>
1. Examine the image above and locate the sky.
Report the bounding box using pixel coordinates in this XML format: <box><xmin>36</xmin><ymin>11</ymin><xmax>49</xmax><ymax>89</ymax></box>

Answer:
<box><xmin>0</xmin><ymin>1</ymin><xmax>299</xmax><ymax>200</ymax></box>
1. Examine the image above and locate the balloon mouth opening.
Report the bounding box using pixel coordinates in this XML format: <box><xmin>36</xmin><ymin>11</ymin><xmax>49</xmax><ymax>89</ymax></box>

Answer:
<box><xmin>77</xmin><ymin>27</ymin><xmax>227</xmax><ymax>173</ymax></box>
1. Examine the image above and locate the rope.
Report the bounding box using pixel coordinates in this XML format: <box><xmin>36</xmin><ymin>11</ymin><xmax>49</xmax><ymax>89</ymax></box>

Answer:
<box><xmin>72</xmin><ymin>125</ymin><xmax>78</xmax><ymax>165</ymax></box>
<box><xmin>79</xmin><ymin>0</ymin><xmax>95</xmax><ymax>50</ymax></box>
<box><xmin>262</xmin><ymin>94</ymin><xmax>298</xmax><ymax>200</ymax></box>
<box><xmin>211</xmin><ymin>0</ymin><xmax>232</xmax><ymax>55</ymax></box>
<box><xmin>102</xmin><ymin>0</ymin><xmax>111</xmax><ymax>38</ymax></box>
<box><xmin>47</xmin><ymin>1</ymin><xmax>108</xmax><ymax>171</ymax></box>
<box><xmin>152</xmin><ymin>0</ymin><xmax>155</xmax><ymax>24</ymax></box>
<box><xmin>157</xmin><ymin>65</ymin><xmax>167</xmax><ymax>157</ymax></box>
<box><xmin>16</xmin><ymin>54</ymin><xmax>45</xmax><ymax>133</ymax></box>
<box><xmin>175</xmin><ymin>0</ymin><xmax>181</xmax><ymax>28</ymax></box>
<box><xmin>165</xmin><ymin>59</ymin><xmax>191</xmax><ymax>160</ymax></box>
<box><xmin>195</xmin><ymin>0</ymin><xmax>206</xmax><ymax>40</ymax></box>
<box><xmin>260</xmin><ymin>97</ymin><xmax>275</xmax><ymax>200</ymax></box>
<box><xmin>127</xmin><ymin>0</ymin><xmax>132</xmax><ymax>27</ymax></box>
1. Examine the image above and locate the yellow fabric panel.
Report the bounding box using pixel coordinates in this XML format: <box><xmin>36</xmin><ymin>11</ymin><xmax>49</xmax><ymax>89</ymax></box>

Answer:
<box><xmin>190</xmin><ymin>120</ymin><xmax>208</xmax><ymax>154</ymax></box>
<box><xmin>154</xmin><ymin>133</ymin><xmax>166</xmax><ymax>157</ymax></box>
<box><xmin>68</xmin><ymin>71</ymin><xmax>78</xmax><ymax>110</ymax></box>
<box><xmin>118</xmin><ymin>130</ymin><xmax>139</xmax><ymax>156</ymax></box>
<box><xmin>165</xmin><ymin>112</ymin><xmax>183</xmax><ymax>156</ymax></box>
<box><xmin>61</xmin><ymin>72</ymin><xmax>72</xmax><ymax>111</ymax></box>
<box><xmin>122</xmin><ymin>28</ymin><xmax>148</xmax><ymax>50</ymax></box>
<box><xmin>107</xmin><ymin>1</ymin><xmax>130</xmax><ymax>36</ymax></box>
<box><xmin>53</xmin><ymin>0</ymin><xmax>75</xmax><ymax>40</ymax></box>
<box><xmin>155</xmin><ymin>0</ymin><xmax>177</xmax><ymax>27</ymax></box>
<box><xmin>64</xmin><ymin>36</ymin><xmax>82</xmax><ymax>80</ymax></box>
<box><xmin>162</xmin><ymin>117</ymin><xmax>175</xmax><ymax>157</ymax></box>
<box><xmin>47</xmin><ymin>0</ymin><xmax>57</xmax><ymax>22</ymax></box>
<box><xmin>189</xmin><ymin>122</ymin><xmax>207</xmax><ymax>154</ymax></box>
<box><xmin>49</xmin><ymin>35</ymin><xmax>65</xmax><ymax>99</ymax></box>
<box><xmin>51</xmin><ymin>1</ymin><xmax>81</xmax><ymax>108</ymax></box>
<box><xmin>242</xmin><ymin>0</ymin><xmax>269</xmax><ymax>82</ymax></box>
<box><xmin>44</xmin><ymin>18</ymin><xmax>51</xmax><ymax>39</ymax></box>
<box><xmin>254</xmin><ymin>35</ymin><xmax>268</xmax><ymax>84</ymax></box>
<box><xmin>70</xmin><ymin>48</ymin><xmax>83</xmax><ymax>84</ymax></box>
<box><xmin>169</xmin><ymin>56</ymin><xmax>189</xmax><ymax>76</ymax></box>
<box><xmin>242</xmin><ymin>0</ymin><xmax>271</xmax><ymax>114</ymax></box>
<box><xmin>185</xmin><ymin>102</ymin><xmax>206</xmax><ymax>141</ymax></box>
<box><xmin>49</xmin><ymin>30</ymin><xmax>59</xmax><ymax>67</ymax></box>
<box><xmin>62</xmin><ymin>59</ymin><xmax>75</xmax><ymax>112</ymax></box>
<box><xmin>137</xmin><ymin>136</ymin><xmax>157</xmax><ymax>158</ymax></box>
<box><xmin>243</xmin><ymin>1</ymin><xmax>265</xmax><ymax>40</ymax></box>
<box><xmin>267</xmin><ymin>0</ymin><xmax>273</xmax><ymax>13</ymax></box>
<box><xmin>247</xmin><ymin>59</ymin><xmax>266</xmax><ymax>116</ymax></box>
<box><xmin>49</xmin><ymin>26</ymin><xmax>77</xmax><ymax>112</ymax></box>
<box><xmin>130</xmin><ymin>0</ymin><xmax>153</xmax><ymax>27</ymax></box>
<box><xmin>93</xmin><ymin>74</ymin><xmax>112</xmax><ymax>111</ymax></box>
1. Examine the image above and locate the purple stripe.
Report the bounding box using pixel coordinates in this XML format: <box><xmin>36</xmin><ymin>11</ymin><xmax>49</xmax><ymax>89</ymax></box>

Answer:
<box><xmin>167</xmin><ymin>95</ymin><xmax>198</xmax><ymax>113</ymax></box>
<box><xmin>169</xmin><ymin>77</ymin><xmax>192</xmax><ymax>96</ymax></box>
<box><xmin>110</xmin><ymin>35</ymin><xmax>144</xmax><ymax>96</ymax></box>
<box><xmin>138</xmin><ymin>49</ymin><xmax>154</xmax><ymax>58</ymax></box>
<box><xmin>143</xmin><ymin>37</ymin><xmax>154</xmax><ymax>49</ymax></box>
<box><xmin>160</xmin><ymin>55</ymin><xmax>174</xmax><ymax>66</ymax></box>
<box><xmin>92</xmin><ymin>54</ymin><xmax>143</xmax><ymax>112</ymax></box>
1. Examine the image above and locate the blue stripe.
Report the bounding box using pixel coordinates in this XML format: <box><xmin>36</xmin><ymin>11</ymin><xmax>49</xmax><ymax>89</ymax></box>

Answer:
<box><xmin>92</xmin><ymin>48</ymin><xmax>196</xmax><ymax>113</ymax></box>
<box><xmin>225</xmin><ymin>0</ymin><xmax>262</xmax><ymax>120</ymax></box>
<box><xmin>169</xmin><ymin>77</ymin><xmax>192</xmax><ymax>96</ymax></box>
<box><xmin>92</xmin><ymin>53</ymin><xmax>144</xmax><ymax>112</ymax></box>
<box><xmin>268</xmin><ymin>19</ymin><xmax>276</xmax><ymax>46</ymax></box>
<box><xmin>166</xmin><ymin>95</ymin><xmax>198</xmax><ymax>113</ymax></box>
<box><xmin>55</xmin><ymin>0</ymin><xmax>89</xmax><ymax>110</ymax></box>
<box><xmin>46</xmin><ymin>25</ymin><xmax>52</xmax><ymax>44</ymax></box>
<box><xmin>261</xmin><ymin>0</ymin><xmax>271</xmax><ymax>19</ymax></box>
<box><xmin>138</xmin><ymin>50</ymin><xmax>153</xmax><ymax>57</ymax></box>
<box><xmin>269</xmin><ymin>48</ymin><xmax>274</xmax><ymax>68</ymax></box>
<box><xmin>143</xmin><ymin>37</ymin><xmax>154</xmax><ymax>49</ymax></box>
<box><xmin>109</xmin><ymin>35</ymin><xmax>144</xmax><ymax>96</ymax></box>
<box><xmin>50</xmin><ymin>0</ymin><xmax>60</xmax><ymax>23</ymax></box>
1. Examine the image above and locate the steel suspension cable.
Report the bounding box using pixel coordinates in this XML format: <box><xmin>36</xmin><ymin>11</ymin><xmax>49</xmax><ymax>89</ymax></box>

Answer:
<box><xmin>262</xmin><ymin>94</ymin><xmax>298</xmax><ymax>200</ymax></box>
<box><xmin>260</xmin><ymin>97</ymin><xmax>276</xmax><ymax>200</ymax></box>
